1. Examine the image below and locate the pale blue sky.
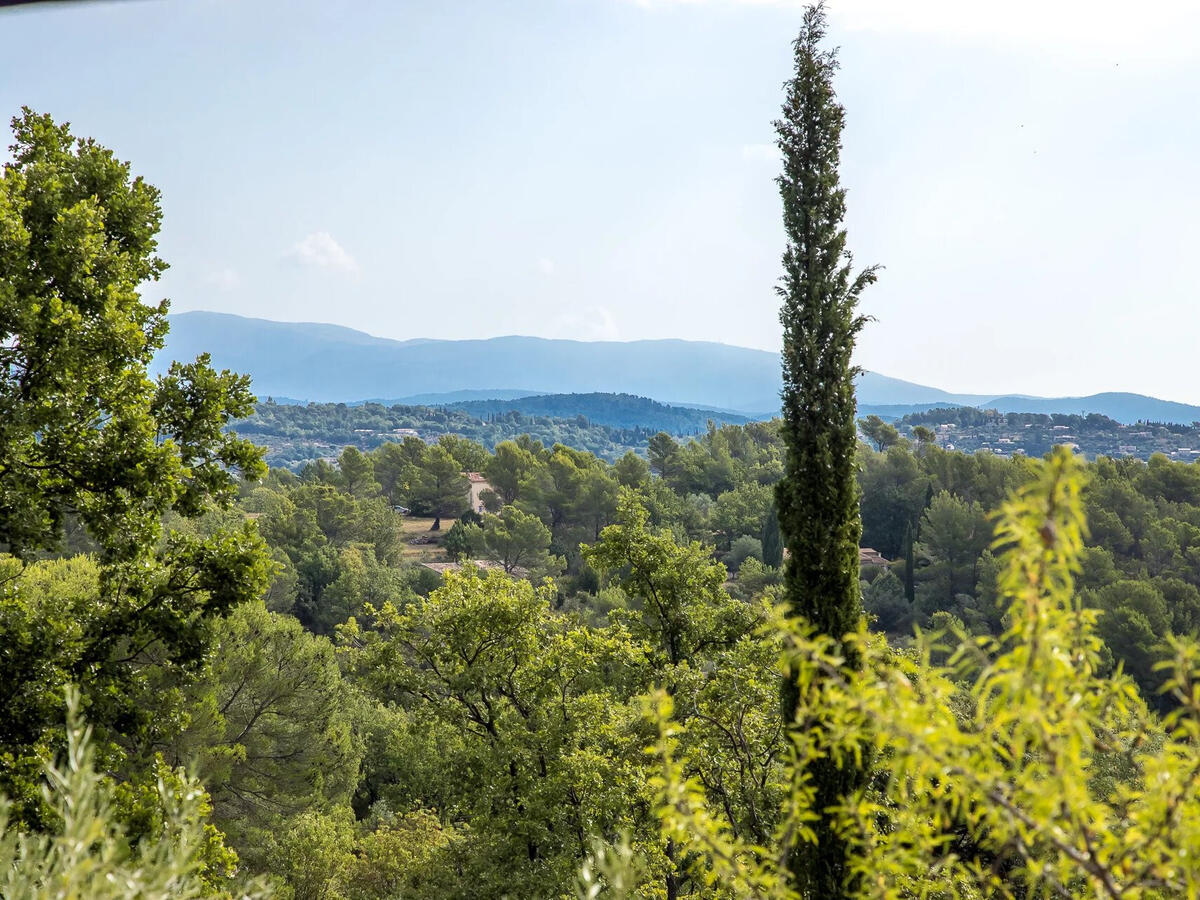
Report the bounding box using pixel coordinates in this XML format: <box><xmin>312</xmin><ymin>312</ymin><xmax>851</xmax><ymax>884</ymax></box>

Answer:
<box><xmin>3</xmin><ymin>0</ymin><xmax>1199</xmax><ymax>400</ymax></box>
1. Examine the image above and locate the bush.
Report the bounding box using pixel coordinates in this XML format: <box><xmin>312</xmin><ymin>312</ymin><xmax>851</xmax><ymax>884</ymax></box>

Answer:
<box><xmin>722</xmin><ymin>536</ymin><xmax>763</xmax><ymax>573</ymax></box>
<box><xmin>863</xmin><ymin>570</ymin><xmax>912</xmax><ymax>634</ymax></box>
<box><xmin>442</xmin><ymin>521</ymin><xmax>484</xmax><ymax>560</ymax></box>
<box><xmin>734</xmin><ymin>557</ymin><xmax>782</xmax><ymax>598</ymax></box>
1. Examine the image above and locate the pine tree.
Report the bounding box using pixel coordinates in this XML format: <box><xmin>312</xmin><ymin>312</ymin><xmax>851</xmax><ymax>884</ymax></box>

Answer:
<box><xmin>773</xmin><ymin>5</ymin><xmax>877</xmax><ymax>896</ymax></box>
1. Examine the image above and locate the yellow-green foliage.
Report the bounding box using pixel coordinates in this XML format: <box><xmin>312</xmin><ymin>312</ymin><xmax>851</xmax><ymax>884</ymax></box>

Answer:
<box><xmin>646</xmin><ymin>447</ymin><xmax>1200</xmax><ymax>898</ymax></box>
<box><xmin>0</xmin><ymin>691</ymin><xmax>269</xmax><ymax>900</ymax></box>
<box><xmin>260</xmin><ymin>807</ymin><xmax>459</xmax><ymax>900</ymax></box>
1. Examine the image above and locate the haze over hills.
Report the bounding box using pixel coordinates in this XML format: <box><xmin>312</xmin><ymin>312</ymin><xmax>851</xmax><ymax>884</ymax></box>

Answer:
<box><xmin>161</xmin><ymin>311</ymin><xmax>782</xmax><ymax>412</ymax></box>
<box><xmin>159</xmin><ymin>312</ymin><xmax>1200</xmax><ymax>425</ymax></box>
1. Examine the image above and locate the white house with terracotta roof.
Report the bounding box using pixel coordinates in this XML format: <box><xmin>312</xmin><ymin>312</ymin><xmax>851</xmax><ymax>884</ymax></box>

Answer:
<box><xmin>464</xmin><ymin>472</ymin><xmax>493</xmax><ymax>513</ymax></box>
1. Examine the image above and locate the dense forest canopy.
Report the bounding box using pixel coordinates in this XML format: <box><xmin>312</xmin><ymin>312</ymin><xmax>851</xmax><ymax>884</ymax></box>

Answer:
<box><xmin>17</xmin><ymin>389</ymin><xmax>1200</xmax><ymax>895</ymax></box>
<box><xmin>237</xmin><ymin>398</ymin><xmax>676</xmax><ymax>468</ymax></box>
<box><xmin>239</xmin><ymin>399</ymin><xmax>1200</xmax><ymax>475</ymax></box>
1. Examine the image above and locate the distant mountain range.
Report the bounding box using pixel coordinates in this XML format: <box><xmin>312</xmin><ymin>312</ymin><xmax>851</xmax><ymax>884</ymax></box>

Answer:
<box><xmin>157</xmin><ymin>312</ymin><xmax>1200</xmax><ymax>425</ymax></box>
<box><xmin>159</xmin><ymin>311</ymin><xmax>781</xmax><ymax>412</ymax></box>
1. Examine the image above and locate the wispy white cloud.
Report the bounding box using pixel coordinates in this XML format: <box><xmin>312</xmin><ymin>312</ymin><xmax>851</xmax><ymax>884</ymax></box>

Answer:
<box><xmin>537</xmin><ymin>257</ymin><xmax>556</xmax><ymax>276</ymax></box>
<box><xmin>626</xmin><ymin>0</ymin><xmax>1200</xmax><ymax>60</ymax></box>
<box><xmin>204</xmin><ymin>267</ymin><xmax>240</xmax><ymax>292</ymax></box>
<box><xmin>285</xmin><ymin>231</ymin><xmax>360</xmax><ymax>274</ymax></box>
<box><xmin>550</xmin><ymin>305</ymin><xmax>621</xmax><ymax>341</ymax></box>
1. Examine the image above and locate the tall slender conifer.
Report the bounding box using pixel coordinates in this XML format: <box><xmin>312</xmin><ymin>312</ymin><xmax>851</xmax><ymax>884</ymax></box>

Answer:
<box><xmin>774</xmin><ymin>5</ymin><xmax>877</xmax><ymax>896</ymax></box>
<box><xmin>904</xmin><ymin>521</ymin><xmax>917</xmax><ymax>604</ymax></box>
<box><xmin>762</xmin><ymin>502</ymin><xmax>783</xmax><ymax>569</ymax></box>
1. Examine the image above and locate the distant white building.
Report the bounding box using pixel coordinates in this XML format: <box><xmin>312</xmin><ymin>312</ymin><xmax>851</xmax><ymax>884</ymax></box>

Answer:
<box><xmin>464</xmin><ymin>472</ymin><xmax>494</xmax><ymax>513</ymax></box>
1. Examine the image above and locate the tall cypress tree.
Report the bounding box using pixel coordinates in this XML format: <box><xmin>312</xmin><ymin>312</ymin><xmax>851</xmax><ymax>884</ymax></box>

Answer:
<box><xmin>774</xmin><ymin>5</ymin><xmax>877</xmax><ymax>896</ymax></box>
<box><xmin>904</xmin><ymin>521</ymin><xmax>917</xmax><ymax>604</ymax></box>
<box><xmin>762</xmin><ymin>502</ymin><xmax>783</xmax><ymax>569</ymax></box>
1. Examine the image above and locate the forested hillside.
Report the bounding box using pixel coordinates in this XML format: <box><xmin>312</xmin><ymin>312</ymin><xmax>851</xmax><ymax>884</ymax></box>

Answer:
<box><xmin>891</xmin><ymin>407</ymin><xmax>1200</xmax><ymax>460</ymax></box>
<box><xmin>446</xmin><ymin>392</ymin><xmax>754</xmax><ymax>431</ymax></box>
<box><xmin>236</xmin><ymin>399</ymin><xmax>665</xmax><ymax>468</ymax></box>
<box><xmin>29</xmin><ymin>412</ymin><xmax>1200</xmax><ymax>896</ymax></box>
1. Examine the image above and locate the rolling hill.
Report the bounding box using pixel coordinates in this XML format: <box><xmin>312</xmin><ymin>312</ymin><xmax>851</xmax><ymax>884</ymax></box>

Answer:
<box><xmin>446</xmin><ymin>392</ymin><xmax>753</xmax><ymax>432</ymax></box>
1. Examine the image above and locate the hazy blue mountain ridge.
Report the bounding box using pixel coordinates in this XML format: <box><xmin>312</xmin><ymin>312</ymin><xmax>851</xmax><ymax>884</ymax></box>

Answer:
<box><xmin>159</xmin><ymin>312</ymin><xmax>1200</xmax><ymax>425</ymax></box>
<box><xmin>160</xmin><ymin>312</ymin><xmax>780</xmax><ymax>411</ymax></box>
<box><xmin>979</xmin><ymin>393</ymin><xmax>1200</xmax><ymax>425</ymax></box>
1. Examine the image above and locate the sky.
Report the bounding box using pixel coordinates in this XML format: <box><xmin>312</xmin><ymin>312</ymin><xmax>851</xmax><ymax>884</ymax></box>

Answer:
<box><xmin>2</xmin><ymin>0</ymin><xmax>1199</xmax><ymax>401</ymax></box>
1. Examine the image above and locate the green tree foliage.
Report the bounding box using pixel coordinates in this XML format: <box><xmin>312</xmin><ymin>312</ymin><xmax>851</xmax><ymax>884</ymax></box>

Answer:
<box><xmin>648</xmin><ymin>432</ymin><xmax>681</xmax><ymax>482</ymax></box>
<box><xmin>484</xmin><ymin>440</ymin><xmax>538</xmax><ymax>504</ymax></box>
<box><xmin>1090</xmin><ymin>579</ymin><xmax>1172</xmax><ymax>694</ymax></box>
<box><xmin>260</xmin><ymin>809</ymin><xmax>355</xmax><ymax>900</ymax></box>
<box><xmin>613</xmin><ymin>451</ymin><xmax>651</xmax><ymax>490</ymax></box>
<box><xmin>261</xmin><ymin>806</ymin><xmax>460</xmax><ymax>900</ymax></box>
<box><xmin>858</xmin><ymin>415</ymin><xmax>900</xmax><ymax>452</ymax></box>
<box><xmin>862</xmin><ymin>569</ymin><xmax>911</xmax><ymax>634</ymax></box>
<box><xmin>171</xmin><ymin>603</ymin><xmax>362</xmax><ymax>857</ymax></box>
<box><xmin>585</xmin><ymin>492</ymin><xmax>758</xmax><ymax>667</ymax></box>
<box><xmin>315</xmin><ymin>546</ymin><xmax>410</xmax><ymax>635</ymax></box>
<box><xmin>645</xmin><ymin>446</ymin><xmax>1200</xmax><ymax>899</ymax></box>
<box><xmin>902</xmin><ymin>522</ymin><xmax>916</xmax><ymax>604</ymax></box>
<box><xmin>450</xmin><ymin>392</ymin><xmax>752</xmax><ymax>433</ymax></box>
<box><xmin>859</xmin><ymin>445</ymin><xmax>930</xmax><ymax>557</ymax></box>
<box><xmin>0</xmin><ymin>109</ymin><xmax>271</xmax><ymax>825</ymax></box>
<box><xmin>335</xmin><ymin>447</ymin><xmax>379</xmax><ymax>498</ymax></box>
<box><xmin>255</xmin><ymin>482</ymin><xmax>405</xmax><ymax>634</ymax></box>
<box><xmin>410</xmin><ymin>445</ymin><xmax>469</xmax><ymax>527</ymax></box>
<box><xmin>910</xmin><ymin>424</ymin><xmax>935</xmax><ymax>449</ymax></box>
<box><xmin>772</xmin><ymin>5</ymin><xmax>876</xmax><ymax>894</ymax></box>
<box><xmin>240</xmin><ymin>400</ymin><xmax>657</xmax><ymax>470</ymax></box>
<box><xmin>855</xmin><ymin>438</ymin><xmax>1200</xmax><ymax>688</ymax></box>
<box><xmin>435</xmin><ymin>434</ymin><xmax>490</xmax><ymax>474</ymax></box>
<box><xmin>670</xmin><ymin>634</ymin><xmax>788</xmax><ymax>850</ymax></box>
<box><xmin>734</xmin><ymin>557</ymin><xmax>782</xmax><ymax>599</ymax></box>
<box><xmin>477</xmin><ymin>488</ymin><xmax>501</xmax><ymax>513</ymax></box>
<box><xmin>712</xmin><ymin>481</ymin><xmax>773</xmax><ymax>550</ymax></box>
<box><xmin>913</xmin><ymin>491</ymin><xmax>991</xmax><ymax>610</ymax></box>
<box><xmin>338</xmin><ymin>809</ymin><xmax>460</xmax><ymax>900</ymax></box>
<box><xmin>0</xmin><ymin>691</ymin><xmax>268</xmax><ymax>900</ymax></box>
<box><xmin>342</xmin><ymin>567</ymin><xmax>649</xmax><ymax>898</ymax></box>
<box><xmin>370</xmin><ymin>439</ymin><xmax>420</xmax><ymax>506</ymax></box>
<box><xmin>505</xmin><ymin>445</ymin><xmax>621</xmax><ymax>576</ymax></box>
<box><xmin>574</xmin><ymin>465</ymin><xmax>622</xmax><ymax>542</ymax></box>
<box><xmin>723</xmin><ymin>535</ymin><xmax>764</xmax><ymax>573</ymax></box>
<box><xmin>1</xmin><ymin>518</ymin><xmax>272</xmax><ymax>826</ymax></box>
<box><xmin>440</xmin><ymin>518</ymin><xmax>484</xmax><ymax>561</ymax></box>
<box><xmin>0</xmin><ymin>109</ymin><xmax>263</xmax><ymax>559</ymax></box>
<box><xmin>761</xmin><ymin>502</ymin><xmax>783</xmax><ymax>569</ymax></box>
<box><xmin>481</xmin><ymin>506</ymin><xmax>561</xmax><ymax>576</ymax></box>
